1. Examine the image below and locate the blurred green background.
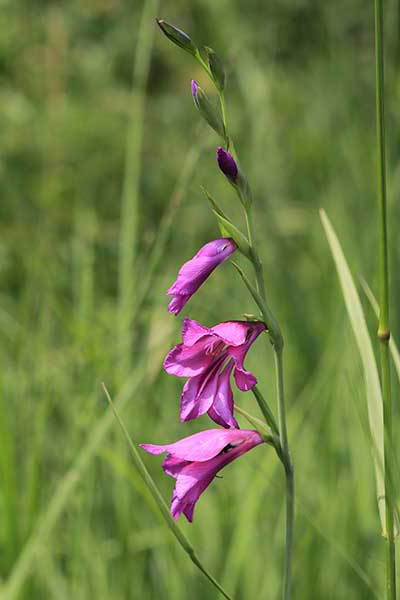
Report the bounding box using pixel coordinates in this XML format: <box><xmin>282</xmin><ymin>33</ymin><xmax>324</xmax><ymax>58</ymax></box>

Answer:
<box><xmin>1</xmin><ymin>0</ymin><xmax>400</xmax><ymax>598</ymax></box>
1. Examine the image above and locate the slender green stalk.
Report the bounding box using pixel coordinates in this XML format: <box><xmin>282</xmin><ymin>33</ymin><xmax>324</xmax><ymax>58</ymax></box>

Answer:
<box><xmin>274</xmin><ymin>349</ymin><xmax>294</xmax><ymax>600</ymax></box>
<box><xmin>243</xmin><ymin>203</ymin><xmax>293</xmax><ymax>599</ymax></box>
<box><xmin>374</xmin><ymin>1</ymin><xmax>397</xmax><ymax>598</ymax></box>
<box><xmin>219</xmin><ymin>91</ymin><xmax>230</xmax><ymax>148</ymax></box>
<box><xmin>102</xmin><ymin>385</ymin><xmax>233</xmax><ymax>600</ymax></box>
<box><xmin>117</xmin><ymin>0</ymin><xmax>159</xmax><ymax>382</ymax></box>
<box><xmin>251</xmin><ymin>385</ymin><xmax>280</xmax><ymax>437</ymax></box>
<box><xmin>237</xmin><ymin>205</ymin><xmax>293</xmax><ymax>600</ymax></box>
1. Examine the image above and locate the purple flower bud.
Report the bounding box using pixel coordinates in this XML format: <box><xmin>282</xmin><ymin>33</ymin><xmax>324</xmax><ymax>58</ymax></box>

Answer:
<box><xmin>216</xmin><ymin>147</ymin><xmax>238</xmax><ymax>182</ymax></box>
<box><xmin>191</xmin><ymin>79</ymin><xmax>198</xmax><ymax>98</ymax></box>
<box><xmin>166</xmin><ymin>238</ymin><xmax>237</xmax><ymax>315</ymax></box>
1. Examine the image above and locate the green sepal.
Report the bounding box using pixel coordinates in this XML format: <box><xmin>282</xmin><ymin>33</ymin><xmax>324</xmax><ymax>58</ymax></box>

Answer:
<box><xmin>236</xmin><ymin>173</ymin><xmax>252</xmax><ymax>208</ymax></box>
<box><xmin>205</xmin><ymin>46</ymin><xmax>226</xmax><ymax>91</ymax></box>
<box><xmin>156</xmin><ymin>19</ymin><xmax>197</xmax><ymax>56</ymax></box>
<box><xmin>212</xmin><ymin>211</ymin><xmax>252</xmax><ymax>259</ymax></box>
<box><xmin>201</xmin><ymin>187</ymin><xmax>230</xmax><ymax>221</ymax></box>
<box><xmin>192</xmin><ymin>85</ymin><xmax>225</xmax><ymax>139</ymax></box>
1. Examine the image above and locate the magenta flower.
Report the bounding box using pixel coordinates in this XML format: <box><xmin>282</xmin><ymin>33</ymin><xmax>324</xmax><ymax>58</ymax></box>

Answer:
<box><xmin>167</xmin><ymin>238</ymin><xmax>237</xmax><ymax>315</ymax></box>
<box><xmin>140</xmin><ymin>428</ymin><xmax>264</xmax><ymax>522</ymax></box>
<box><xmin>164</xmin><ymin>318</ymin><xmax>266</xmax><ymax>428</ymax></box>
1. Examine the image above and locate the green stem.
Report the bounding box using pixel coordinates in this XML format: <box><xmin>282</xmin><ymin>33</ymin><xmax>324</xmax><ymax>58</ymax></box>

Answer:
<box><xmin>283</xmin><ymin>459</ymin><xmax>295</xmax><ymax>600</ymax></box>
<box><xmin>219</xmin><ymin>91</ymin><xmax>230</xmax><ymax>149</ymax></box>
<box><xmin>242</xmin><ymin>204</ymin><xmax>293</xmax><ymax>598</ymax></box>
<box><xmin>274</xmin><ymin>349</ymin><xmax>294</xmax><ymax>600</ymax></box>
<box><xmin>251</xmin><ymin>385</ymin><xmax>280</xmax><ymax>437</ymax></box>
<box><xmin>374</xmin><ymin>1</ymin><xmax>397</xmax><ymax>598</ymax></box>
<box><xmin>274</xmin><ymin>350</ymin><xmax>288</xmax><ymax>456</ymax></box>
<box><xmin>102</xmin><ymin>385</ymin><xmax>233</xmax><ymax>600</ymax></box>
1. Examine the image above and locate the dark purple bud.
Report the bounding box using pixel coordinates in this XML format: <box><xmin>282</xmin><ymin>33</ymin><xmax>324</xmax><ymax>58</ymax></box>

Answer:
<box><xmin>216</xmin><ymin>147</ymin><xmax>238</xmax><ymax>182</ymax></box>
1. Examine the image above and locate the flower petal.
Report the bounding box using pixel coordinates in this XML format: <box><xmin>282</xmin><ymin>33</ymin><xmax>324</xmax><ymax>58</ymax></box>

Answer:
<box><xmin>163</xmin><ymin>340</ymin><xmax>214</xmax><ymax>377</ymax></box>
<box><xmin>181</xmin><ymin>318</ymin><xmax>211</xmax><ymax>347</ymax></box>
<box><xmin>233</xmin><ymin>366</ymin><xmax>257</xmax><ymax>391</ymax></box>
<box><xmin>179</xmin><ymin>370</ymin><xmax>218</xmax><ymax>421</ymax></box>
<box><xmin>211</xmin><ymin>321</ymin><xmax>257</xmax><ymax>346</ymax></box>
<box><xmin>207</xmin><ymin>361</ymin><xmax>239</xmax><ymax>429</ymax></box>
<box><xmin>147</xmin><ymin>429</ymin><xmax>256</xmax><ymax>462</ymax></box>
<box><xmin>170</xmin><ymin>431</ymin><xmax>264</xmax><ymax>521</ymax></box>
<box><xmin>168</xmin><ymin>294</ymin><xmax>189</xmax><ymax>315</ymax></box>
<box><xmin>162</xmin><ymin>455</ymin><xmax>190</xmax><ymax>478</ymax></box>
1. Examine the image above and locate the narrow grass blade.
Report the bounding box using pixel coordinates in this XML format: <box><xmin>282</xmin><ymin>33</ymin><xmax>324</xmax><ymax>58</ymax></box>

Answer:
<box><xmin>101</xmin><ymin>385</ymin><xmax>233</xmax><ymax>600</ymax></box>
<box><xmin>117</xmin><ymin>0</ymin><xmax>160</xmax><ymax>382</ymax></box>
<box><xmin>320</xmin><ymin>209</ymin><xmax>385</xmax><ymax>533</ymax></box>
<box><xmin>0</xmin><ymin>370</ymin><xmax>145</xmax><ymax>600</ymax></box>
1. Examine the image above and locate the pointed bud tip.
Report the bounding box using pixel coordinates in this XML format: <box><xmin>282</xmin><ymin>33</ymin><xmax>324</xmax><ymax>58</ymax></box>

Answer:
<box><xmin>156</xmin><ymin>19</ymin><xmax>196</xmax><ymax>55</ymax></box>
<box><xmin>191</xmin><ymin>80</ymin><xmax>198</xmax><ymax>97</ymax></box>
<box><xmin>216</xmin><ymin>147</ymin><xmax>238</xmax><ymax>182</ymax></box>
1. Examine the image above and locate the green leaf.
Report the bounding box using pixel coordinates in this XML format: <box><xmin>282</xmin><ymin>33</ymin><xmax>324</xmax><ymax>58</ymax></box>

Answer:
<box><xmin>201</xmin><ymin>187</ymin><xmax>230</xmax><ymax>221</ymax></box>
<box><xmin>320</xmin><ymin>209</ymin><xmax>387</xmax><ymax>535</ymax></box>
<box><xmin>205</xmin><ymin>46</ymin><xmax>226</xmax><ymax>91</ymax></box>
<box><xmin>212</xmin><ymin>211</ymin><xmax>252</xmax><ymax>259</ymax></box>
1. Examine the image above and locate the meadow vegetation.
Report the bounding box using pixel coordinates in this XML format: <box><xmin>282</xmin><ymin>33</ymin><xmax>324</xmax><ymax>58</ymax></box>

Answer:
<box><xmin>1</xmin><ymin>1</ymin><xmax>399</xmax><ymax>598</ymax></box>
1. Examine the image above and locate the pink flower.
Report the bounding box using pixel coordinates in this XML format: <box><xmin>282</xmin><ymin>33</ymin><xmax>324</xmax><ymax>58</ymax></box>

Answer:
<box><xmin>140</xmin><ymin>428</ymin><xmax>264</xmax><ymax>522</ymax></box>
<box><xmin>167</xmin><ymin>238</ymin><xmax>237</xmax><ymax>315</ymax></box>
<box><xmin>164</xmin><ymin>318</ymin><xmax>266</xmax><ymax>428</ymax></box>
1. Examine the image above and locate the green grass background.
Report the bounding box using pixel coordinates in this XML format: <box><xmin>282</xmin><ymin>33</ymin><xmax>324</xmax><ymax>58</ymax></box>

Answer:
<box><xmin>1</xmin><ymin>0</ymin><xmax>400</xmax><ymax>598</ymax></box>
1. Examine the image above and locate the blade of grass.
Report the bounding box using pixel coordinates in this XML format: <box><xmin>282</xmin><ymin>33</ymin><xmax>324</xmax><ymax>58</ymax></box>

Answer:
<box><xmin>101</xmin><ymin>384</ymin><xmax>233</xmax><ymax>600</ymax></box>
<box><xmin>117</xmin><ymin>0</ymin><xmax>159</xmax><ymax>382</ymax></box>
<box><xmin>320</xmin><ymin>208</ymin><xmax>386</xmax><ymax>534</ymax></box>
<box><xmin>0</xmin><ymin>369</ymin><xmax>145</xmax><ymax>600</ymax></box>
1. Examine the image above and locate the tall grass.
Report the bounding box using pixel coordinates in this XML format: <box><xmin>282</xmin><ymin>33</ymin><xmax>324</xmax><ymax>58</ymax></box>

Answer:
<box><xmin>0</xmin><ymin>1</ymin><xmax>398</xmax><ymax>598</ymax></box>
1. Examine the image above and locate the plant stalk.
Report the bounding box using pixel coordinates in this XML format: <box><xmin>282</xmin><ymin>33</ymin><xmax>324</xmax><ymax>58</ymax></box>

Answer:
<box><xmin>245</xmin><ymin>204</ymin><xmax>293</xmax><ymax>600</ymax></box>
<box><xmin>274</xmin><ymin>349</ymin><xmax>294</xmax><ymax>600</ymax></box>
<box><xmin>204</xmin><ymin>60</ymin><xmax>294</xmax><ymax>599</ymax></box>
<box><xmin>374</xmin><ymin>0</ymin><xmax>397</xmax><ymax>597</ymax></box>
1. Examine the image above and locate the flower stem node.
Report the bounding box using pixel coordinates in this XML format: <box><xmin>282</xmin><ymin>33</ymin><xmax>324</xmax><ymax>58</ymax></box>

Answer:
<box><xmin>156</xmin><ymin>19</ymin><xmax>197</xmax><ymax>56</ymax></box>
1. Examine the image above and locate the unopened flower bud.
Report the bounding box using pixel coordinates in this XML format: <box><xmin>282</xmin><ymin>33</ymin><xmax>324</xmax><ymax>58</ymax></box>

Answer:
<box><xmin>216</xmin><ymin>147</ymin><xmax>238</xmax><ymax>182</ymax></box>
<box><xmin>216</xmin><ymin>147</ymin><xmax>252</xmax><ymax>207</ymax></box>
<box><xmin>191</xmin><ymin>80</ymin><xmax>225</xmax><ymax>139</ymax></box>
<box><xmin>156</xmin><ymin>19</ymin><xmax>197</xmax><ymax>56</ymax></box>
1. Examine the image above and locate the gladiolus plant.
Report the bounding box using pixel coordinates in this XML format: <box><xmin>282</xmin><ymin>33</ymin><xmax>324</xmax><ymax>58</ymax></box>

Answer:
<box><xmin>138</xmin><ymin>18</ymin><xmax>295</xmax><ymax>600</ymax></box>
